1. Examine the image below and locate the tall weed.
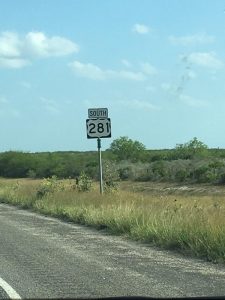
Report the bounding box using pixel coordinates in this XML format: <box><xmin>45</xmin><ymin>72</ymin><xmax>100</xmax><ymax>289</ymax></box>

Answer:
<box><xmin>0</xmin><ymin>179</ymin><xmax>225</xmax><ymax>263</ymax></box>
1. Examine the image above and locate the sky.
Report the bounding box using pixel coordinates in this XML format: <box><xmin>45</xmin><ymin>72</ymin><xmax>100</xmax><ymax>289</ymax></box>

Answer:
<box><xmin>0</xmin><ymin>0</ymin><xmax>225</xmax><ymax>152</ymax></box>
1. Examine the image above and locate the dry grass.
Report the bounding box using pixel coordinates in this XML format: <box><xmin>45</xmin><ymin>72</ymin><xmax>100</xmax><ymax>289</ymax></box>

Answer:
<box><xmin>1</xmin><ymin>178</ymin><xmax>225</xmax><ymax>263</ymax></box>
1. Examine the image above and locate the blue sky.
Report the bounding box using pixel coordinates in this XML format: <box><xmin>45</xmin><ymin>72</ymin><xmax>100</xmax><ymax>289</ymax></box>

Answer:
<box><xmin>0</xmin><ymin>0</ymin><xmax>225</xmax><ymax>152</ymax></box>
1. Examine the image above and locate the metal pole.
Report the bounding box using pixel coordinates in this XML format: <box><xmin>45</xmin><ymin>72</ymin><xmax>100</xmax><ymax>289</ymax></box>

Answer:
<box><xmin>97</xmin><ymin>138</ymin><xmax>103</xmax><ymax>194</ymax></box>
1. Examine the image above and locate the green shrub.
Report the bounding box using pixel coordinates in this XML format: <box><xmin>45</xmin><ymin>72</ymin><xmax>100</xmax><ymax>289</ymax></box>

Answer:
<box><xmin>175</xmin><ymin>137</ymin><xmax>208</xmax><ymax>160</ymax></box>
<box><xmin>85</xmin><ymin>161</ymin><xmax>98</xmax><ymax>179</ymax></box>
<box><xmin>151</xmin><ymin>161</ymin><xmax>168</xmax><ymax>180</ymax></box>
<box><xmin>109</xmin><ymin>136</ymin><xmax>146</xmax><ymax>162</ymax></box>
<box><xmin>192</xmin><ymin>166</ymin><xmax>210</xmax><ymax>183</ymax></box>
<box><xmin>175</xmin><ymin>169</ymin><xmax>189</xmax><ymax>182</ymax></box>
<box><xmin>218</xmin><ymin>173</ymin><xmax>225</xmax><ymax>184</ymax></box>
<box><xmin>36</xmin><ymin>175</ymin><xmax>64</xmax><ymax>198</ymax></box>
<box><xmin>103</xmin><ymin>161</ymin><xmax>120</xmax><ymax>193</ymax></box>
<box><xmin>77</xmin><ymin>171</ymin><xmax>93</xmax><ymax>192</ymax></box>
<box><xmin>118</xmin><ymin>167</ymin><xmax>133</xmax><ymax>180</ymax></box>
<box><xmin>27</xmin><ymin>169</ymin><xmax>37</xmax><ymax>179</ymax></box>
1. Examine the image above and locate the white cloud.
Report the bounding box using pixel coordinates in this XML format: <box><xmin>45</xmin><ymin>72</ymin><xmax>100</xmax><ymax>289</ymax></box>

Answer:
<box><xmin>69</xmin><ymin>61</ymin><xmax>107</xmax><ymax>80</ymax></box>
<box><xmin>179</xmin><ymin>94</ymin><xmax>209</xmax><ymax>107</ymax></box>
<box><xmin>0</xmin><ymin>31</ymin><xmax>79</xmax><ymax>68</ymax></box>
<box><xmin>0</xmin><ymin>31</ymin><xmax>22</xmax><ymax>57</ymax></box>
<box><xmin>20</xmin><ymin>81</ymin><xmax>31</xmax><ymax>89</ymax></box>
<box><xmin>117</xmin><ymin>70</ymin><xmax>146</xmax><ymax>81</ymax></box>
<box><xmin>121</xmin><ymin>59</ymin><xmax>132</xmax><ymax>68</ymax></box>
<box><xmin>140</xmin><ymin>62</ymin><xmax>157</xmax><ymax>75</ymax></box>
<box><xmin>161</xmin><ymin>83</ymin><xmax>209</xmax><ymax>108</ymax></box>
<box><xmin>0</xmin><ymin>57</ymin><xmax>30</xmax><ymax>68</ymax></box>
<box><xmin>0</xmin><ymin>96</ymin><xmax>8</xmax><ymax>104</ymax></box>
<box><xmin>69</xmin><ymin>60</ymin><xmax>147</xmax><ymax>81</ymax></box>
<box><xmin>187</xmin><ymin>70</ymin><xmax>197</xmax><ymax>79</ymax></box>
<box><xmin>132</xmin><ymin>23</ymin><xmax>150</xmax><ymax>34</ymax></box>
<box><xmin>24</xmin><ymin>32</ymin><xmax>79</xmax><ymax>58</ymax></box>
<box><xmin>118</xmin><ymin>99</ymin><xmax>160</xmax><ymax>111</ymax></box>
<box><xmin>161</xmin><ymin>74</ymin><xmax>197</xmax><ymax>97</ymax></box>
<box><xmin>161</xmin><ymin>83</ymin><xmax>172</xmax><ymax>91</ymax></box>
<box><xmin>40</xmin><ymin>97</ymin><xmax>60</xmax><ymax>114</ymax></box>
<box><xmin>169</xmin><ymin>33</ymin><xmax>215</xmax><ymax>46</ymax></box>
<box><xmin>181</xmin><ymin>52</ymin><xmax>223</xmax><ymax>69</ymax></box>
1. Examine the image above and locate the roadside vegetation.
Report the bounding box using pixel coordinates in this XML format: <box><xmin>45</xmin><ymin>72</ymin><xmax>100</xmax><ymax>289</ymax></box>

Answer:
<box><xmin>0</xmin><ymin>176</ymin><xmax>225</xmax><ymax>264</ymax></box>
<box><xmin>1</xmin><ymin>136</ymin><xmax>225</xmax><ymax>263</ymax></box>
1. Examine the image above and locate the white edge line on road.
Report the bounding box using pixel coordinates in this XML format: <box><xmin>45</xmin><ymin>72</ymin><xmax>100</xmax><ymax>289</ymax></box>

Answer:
<box><xmin>0</xmin><ymin>277</ymin><xmax>21</xmax><ymax>299</ymax></box>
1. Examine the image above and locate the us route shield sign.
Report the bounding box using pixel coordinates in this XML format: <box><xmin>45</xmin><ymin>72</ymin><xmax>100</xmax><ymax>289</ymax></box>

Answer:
<box><xmin>86</xmin><ymin>118</ymin><xmax>111</xmax><ymax>139</ymax></box>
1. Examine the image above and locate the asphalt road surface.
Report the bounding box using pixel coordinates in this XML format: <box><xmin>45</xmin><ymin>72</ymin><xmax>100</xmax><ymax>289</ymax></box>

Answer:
<box><xmin>1</xmin><ymin>203</ymin><xmax>225</xmax><ymax>299</ymax></box>
<box><xmin>0</xmin><ymin>288</ymin><xmax>8</xmax><ymax>300</ymax></box>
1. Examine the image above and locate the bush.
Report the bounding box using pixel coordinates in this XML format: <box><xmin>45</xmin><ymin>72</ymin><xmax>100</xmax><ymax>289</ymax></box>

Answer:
<box><xmin>151</xmin><ymin>161</ymin><xmax>168</xmax><ymax>180</ymax></box>
<box><xmin>27</xmin><ymin>169</ymin><xmax>36</xmax><ymax>179</ymax></box>
<box><xmin>175</xmin><ymin>137</ymin><xmax>208</xmax><ymax>160</ymax></box>
<box><xmin>175</xmin><ymin>169</ymin><xmax>189</xmax><ymax>182</ymax></box>
<box><xmin>218</xmin><ymin>173</ymin><xmax>225</xmax><ymax>184</ymax></box>
<box><xmin>109</xmin><ymin>136</ymin><xmax>146</xmax><ymax>162</ymax></box>
<box><xmin>103</xmin><ymin>161</ymin><xmax>120</xmax><ymax>193</ymax></box>
<box><xmin>85</xmin><ymin>161</ymin><xmax>98</xmax><ymax>179</ymax></box>
<box><xmin>36</xmin><ymin>175</ymin><xmax>64</xmax><ymax>198</ymax></box>
<box><xmin>188</xmin><ymin>164</ymin><xmax>217</xmax><ymax>184</ymax></box>
<box><xmin>118</xmin><ymin>167</ymin><xmax>133</xmax><ymax>180</ymax></box>
<box><xmin>77</xmin><ymin>172</ymin><xmax>93</xmax><ymax>192</ymax></box>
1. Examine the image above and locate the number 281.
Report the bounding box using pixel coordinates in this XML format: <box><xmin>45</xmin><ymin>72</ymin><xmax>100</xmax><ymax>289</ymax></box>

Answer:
<box><xmin>89</xmin><ymin>122</ymin><xmax>110</xmax><ymax>134</ymax></box>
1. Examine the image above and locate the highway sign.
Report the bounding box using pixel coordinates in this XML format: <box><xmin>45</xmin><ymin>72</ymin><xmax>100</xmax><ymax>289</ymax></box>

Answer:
<box><xmin>88</xmin><ymin>108</ymin><xmax>108</xmax><ymax>119</ymax></box>
<box><xmin>86</xmin><ymin>118</ymin><xmax>111</xmax><ymax>139</ymax></box>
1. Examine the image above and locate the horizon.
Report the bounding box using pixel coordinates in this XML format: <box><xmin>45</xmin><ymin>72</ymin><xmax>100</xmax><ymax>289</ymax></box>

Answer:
<box><xmin>0</xmin><ymin>143</ymin><xmax>224</xmax><ymax>154</ymax></box>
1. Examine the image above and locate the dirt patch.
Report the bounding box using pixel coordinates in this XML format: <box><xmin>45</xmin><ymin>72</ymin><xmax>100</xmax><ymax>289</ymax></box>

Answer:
<box><xmin>120</xmin><ymin>181</ymin><xmax>225</xmax><ymax>196</ymax></box>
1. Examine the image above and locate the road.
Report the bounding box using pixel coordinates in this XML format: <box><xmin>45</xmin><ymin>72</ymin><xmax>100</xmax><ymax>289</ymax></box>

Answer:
<box><xmin>1</xmin><ymin>203</ymin><xmax>225</xmax><ymax>299</ymax></box>
<box><xmin>0</xmin><ymin>288</ymin><xmax>8</xmax><ymax>300</ymax></box>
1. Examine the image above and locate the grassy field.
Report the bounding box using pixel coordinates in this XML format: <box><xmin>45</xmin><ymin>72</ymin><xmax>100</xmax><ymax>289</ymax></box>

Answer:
<box><xmin>0</xmin><ymin>178</ymin><xmax>225</xmax><ymax>263</ymax></box>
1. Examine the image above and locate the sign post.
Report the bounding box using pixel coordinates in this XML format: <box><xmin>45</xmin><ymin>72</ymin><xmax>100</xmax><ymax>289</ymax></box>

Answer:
<box><xmin>86</xmin><ymin>108</ymin><xmax>111</xmax><ymax>195</ymax></box>
<box><xmin>97</xmin><ymin>138</ymin><xmax>103</xmax><ymax>194</ymax></box>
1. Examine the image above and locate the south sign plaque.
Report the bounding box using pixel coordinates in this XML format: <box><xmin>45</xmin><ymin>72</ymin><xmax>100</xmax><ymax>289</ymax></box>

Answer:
<box><xmin>88</xmin><ymin>108</ymin><xmax>108</xmax><ymax>119</ymax></box>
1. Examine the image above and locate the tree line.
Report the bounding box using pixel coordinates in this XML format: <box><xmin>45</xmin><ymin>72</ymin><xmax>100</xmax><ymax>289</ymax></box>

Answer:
<box><xmin>1</xmin><ymin>137</ymin><xmax>225</xmax><ymax>184</ymax></box>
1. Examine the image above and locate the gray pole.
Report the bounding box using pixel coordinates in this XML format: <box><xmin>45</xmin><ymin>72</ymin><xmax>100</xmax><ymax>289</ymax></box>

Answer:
<box><xmin>97</xmin><ymin>138</ymin><xmax>103</xmax><ymax>194</ymax></box>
